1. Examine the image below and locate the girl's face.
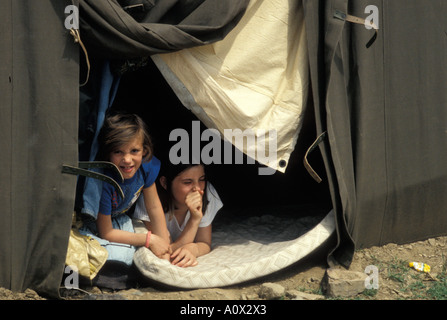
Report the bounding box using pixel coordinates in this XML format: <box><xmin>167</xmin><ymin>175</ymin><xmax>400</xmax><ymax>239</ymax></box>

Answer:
<box><xmin>109</xmin><ymin>136</ymin><xmax>145</xmax><ymax>180</ymax></box>
<box><xmin>169</xmin><ymin>165</ymin><xmax>206</xmax><ymax>210</ymax></box>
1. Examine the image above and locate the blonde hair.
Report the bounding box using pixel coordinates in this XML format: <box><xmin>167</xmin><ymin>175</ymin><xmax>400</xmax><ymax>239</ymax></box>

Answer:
<box><xmin>97</xmin><ymin>113</ymin><xmax>153</xmax><ymax>162</ymax></box>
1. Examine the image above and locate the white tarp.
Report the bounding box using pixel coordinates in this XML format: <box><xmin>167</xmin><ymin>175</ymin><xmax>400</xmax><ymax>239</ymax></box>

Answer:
<box><xmin>152</xmin><ymin>0</ymin><xmax>309</xmax><ymax>173</ymax></box>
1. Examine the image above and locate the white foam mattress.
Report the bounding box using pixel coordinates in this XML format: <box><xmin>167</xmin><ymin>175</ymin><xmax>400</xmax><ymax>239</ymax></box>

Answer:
<box><xmin>133</xmin><ymin>209</ymin><xmax>334</xmax><ymax>289</ymax></box>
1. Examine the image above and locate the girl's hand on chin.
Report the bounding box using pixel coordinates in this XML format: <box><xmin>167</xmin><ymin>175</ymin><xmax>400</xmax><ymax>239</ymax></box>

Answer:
<box><xmin>185</xmin><ymin>188</ymin><xmax>203</xmax><ymax>220</ymax></box>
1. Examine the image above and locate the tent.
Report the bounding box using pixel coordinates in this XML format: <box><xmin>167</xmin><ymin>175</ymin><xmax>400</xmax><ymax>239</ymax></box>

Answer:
<box><xmin>1</xmin><ymin>0</ymin><xmax>447</xmax><ymax>298</ymax></box>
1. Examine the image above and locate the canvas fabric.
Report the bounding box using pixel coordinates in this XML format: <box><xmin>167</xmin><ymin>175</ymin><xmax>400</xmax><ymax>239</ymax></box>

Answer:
<box><xmin>3</xmin><ymin>0</ymin><xmax>447</xmax><ymax>298</ymax></box>
<box><xmin>151</xmin><ymin>0</ymin><xmax>309</xmax><ymax>173</ymax></box>
<box><xmin>78</xmin><ymin>0</ymin><xmax>250</xmax><ymax>59</ymax></box>
<box><xmin>303</xmin><ymin>0</ymin><xmax>447</xmax><ymax>266</ymax></box>
<box><xmin>0</xmin><ymin>0</ymin><xmax>248</xmax><ymax>297</ymax></box>
<box><xmin>0</xmin><ymin>0</ymin><xmax>79</xmax><ymax>297</ymax></box>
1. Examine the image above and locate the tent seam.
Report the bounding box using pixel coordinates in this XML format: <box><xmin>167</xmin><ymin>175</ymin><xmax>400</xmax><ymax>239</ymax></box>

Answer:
<box><xmin>9</xmin><ymin>0</ymin><xmax>14</xmax><ymax>290</ymax></box>
<box><xmin>378</xmin><ymin>0</ymin><xmax>388</xmax><ymax>246</ymax></box>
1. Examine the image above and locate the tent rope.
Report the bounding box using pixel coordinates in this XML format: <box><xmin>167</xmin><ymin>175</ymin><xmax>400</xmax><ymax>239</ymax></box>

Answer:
<box><xmin>334</xmin><ymin>10</ymin><xmax>379</xmax><ymax>48</ymax></box>
<box><xmin>70</xmin><ymin>28</ymin><xmax>90</xmax><ymax>86</ymax></box>
<box><xmin>303</xmin><ymin>131</ymin><xmax>327</xmax><ymax>183</ymax></box>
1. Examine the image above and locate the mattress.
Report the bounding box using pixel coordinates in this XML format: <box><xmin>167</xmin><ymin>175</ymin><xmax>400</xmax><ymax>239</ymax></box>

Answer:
<box><xmin>133</xmin><ymin>208</ymin><xmax>335</xmax><ymax>289</ymax></box>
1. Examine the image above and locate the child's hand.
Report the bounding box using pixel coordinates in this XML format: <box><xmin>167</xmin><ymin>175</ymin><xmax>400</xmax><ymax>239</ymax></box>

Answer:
<box><xmin>185</xmin><ymin>188</ymin><xmax>204</xmax><ymax>220</ymax></box>
<box><xmin>148</xmin><ymin>233</ymin><xmax>172</xmax><ymax>259</ymax></box>
<box><xmin>170</xmin><ymin>246</ymin><xmax>198</xmax><ymax>268</ymax></box>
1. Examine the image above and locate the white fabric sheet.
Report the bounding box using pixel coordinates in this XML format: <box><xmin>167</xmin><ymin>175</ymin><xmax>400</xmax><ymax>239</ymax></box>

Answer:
<box><xmin>152</xmin><ymin>0</ymin><xmax>309</xmax><ymax>173</ymax></box>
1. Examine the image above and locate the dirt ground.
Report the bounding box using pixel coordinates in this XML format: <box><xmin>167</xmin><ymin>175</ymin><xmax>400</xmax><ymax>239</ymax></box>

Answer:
<box><xmin>2</xmin><ymin>235</ymin><xmax>446</xmax><ymax>301</ymax></box>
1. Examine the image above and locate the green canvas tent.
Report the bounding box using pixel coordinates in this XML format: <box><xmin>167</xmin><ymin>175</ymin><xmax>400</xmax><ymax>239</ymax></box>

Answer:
<box><xmin>1</xmin><ymin>0</ymin><xmax>447</xmax><ymax>298</ymax></box>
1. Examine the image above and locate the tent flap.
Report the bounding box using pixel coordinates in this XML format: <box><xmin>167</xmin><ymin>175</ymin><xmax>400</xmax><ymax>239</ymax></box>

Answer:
<box><xmin>0</xmin><ymin>0</ymin><xmax>79</xmax><ymax>297</ymax></box>
<box><xmin>151</xmin><ymin>0</ymin><xmax>310</xmax><ymax>173</ymax></box>
<box><xmin>305</xmin><ymin>0</ymin><xmax>447</xmax><ymax>266</ymax></box>
<box><xmin>79</xmin><ymin>0</ymin><xmax>250</xmax><ymax>59</ymax></box>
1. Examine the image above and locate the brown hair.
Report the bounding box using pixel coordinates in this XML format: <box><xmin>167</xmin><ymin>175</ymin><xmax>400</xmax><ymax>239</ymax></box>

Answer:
<box><xmin>156</xmin><ymin>163</ymin><xmax>209</xmax><ymax>216</ymax></box>
<box><xmin>97</xmin><ymin>113</ymin><xmax>153</xmax><ymax>162</ymax></box>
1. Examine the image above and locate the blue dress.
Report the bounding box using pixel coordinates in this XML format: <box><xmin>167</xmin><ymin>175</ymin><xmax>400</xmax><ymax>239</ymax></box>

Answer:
<box><xmin>79</xmin><ymin>157</ymin><xmax>160</xmax><ymax>266</ymax></box>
